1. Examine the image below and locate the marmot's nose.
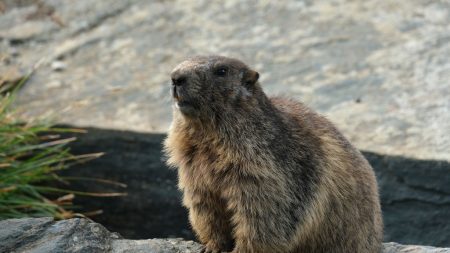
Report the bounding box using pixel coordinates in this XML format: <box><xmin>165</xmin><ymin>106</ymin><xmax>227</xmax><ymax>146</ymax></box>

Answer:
<box><xmin>171</xmin><ymin>75</ymin><xmax>187</xmax><ymax>86</ymax></box>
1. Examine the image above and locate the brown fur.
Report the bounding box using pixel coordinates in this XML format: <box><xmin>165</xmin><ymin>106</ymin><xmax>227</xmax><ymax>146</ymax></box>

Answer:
<box><xmin>164</xmin><ymin>56</ymin><xmax>383</xmax><ymax>253</ymax></box>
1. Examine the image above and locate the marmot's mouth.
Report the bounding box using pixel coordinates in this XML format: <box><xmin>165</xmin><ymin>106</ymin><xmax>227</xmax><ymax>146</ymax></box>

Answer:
<box><xmin>172</xmin><ymin>85</ymin><xmax>179</xmax><ymax>100</ymax></box>
<box><xmin>172</xmin><ymin>85</ymin><xmax>197</xmax><ymax>115</ymax></box>
<box><xmin>172</xmin><ymin>87</ymin><xmax>189</xmax><ymax>105</ymax></box>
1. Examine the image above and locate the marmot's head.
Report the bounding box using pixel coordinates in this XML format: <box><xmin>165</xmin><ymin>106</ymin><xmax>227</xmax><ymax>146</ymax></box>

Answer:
<box><xmin>170</xmin><ymin>56</ymin><xmax>260</xmax><ymax>118</ymax></box>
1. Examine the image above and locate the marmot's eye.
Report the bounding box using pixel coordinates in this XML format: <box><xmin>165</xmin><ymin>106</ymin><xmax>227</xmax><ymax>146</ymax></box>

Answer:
<box><xmin>214</xmin><ymin>67</ymin><xmax>228</xmax><ymax>77</ymax></box>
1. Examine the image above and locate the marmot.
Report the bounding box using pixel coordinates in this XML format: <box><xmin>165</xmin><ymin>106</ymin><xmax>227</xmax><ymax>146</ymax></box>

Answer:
<box><xmin>164</xmin><ymin>56</ymin><xmax>383</xmax><ymax>253</ymax></box>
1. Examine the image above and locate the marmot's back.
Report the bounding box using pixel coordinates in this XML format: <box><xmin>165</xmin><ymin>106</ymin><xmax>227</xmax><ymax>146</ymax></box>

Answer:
<box><xmin>271</xmin><ymin>97</ymin><xmax>383</xmax><ymax>252</ymax></box>
<box><xmin>164</xmin><ymin>56</ymin><xmax>383</xmax><ymax>253</ymax></box>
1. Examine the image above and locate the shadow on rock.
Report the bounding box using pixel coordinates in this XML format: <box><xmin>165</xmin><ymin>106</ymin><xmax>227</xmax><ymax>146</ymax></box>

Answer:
<box><xmin>59</xmin><ymin>127</ymin><xmax>193</xmax><ymax>240</ymax></box>
<box><xmin>59</xmin><ymin>127</ymin><xmax>449</xmax><ymax>247</ymax></box>
<box><xmin>364</xmin><ymin>151</ymin><xmax>450</xmax><ymax>247</ymax></box>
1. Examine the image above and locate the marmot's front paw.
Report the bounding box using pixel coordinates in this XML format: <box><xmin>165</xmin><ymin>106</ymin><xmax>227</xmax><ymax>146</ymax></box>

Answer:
<box><xmin>201</xmin><ymin>240</ymin><xmax>233</xmax><ymax>253</ymax></box>
<box><xmin>200</xmin><ymin>241</ymin><xmax>221</xmax><ymax>253</ymax></box>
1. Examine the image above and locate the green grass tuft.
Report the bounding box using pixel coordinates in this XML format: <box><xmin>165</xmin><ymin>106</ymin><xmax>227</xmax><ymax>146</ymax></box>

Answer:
<box><xmin>0</xmin><ymin>74</ymin><xmax>125</xmax><ymax>220</ymax></box>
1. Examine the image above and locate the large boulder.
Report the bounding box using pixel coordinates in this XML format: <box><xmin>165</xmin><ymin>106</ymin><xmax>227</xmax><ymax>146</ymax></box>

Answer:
<box><xmin>1</xmin><ymin>218</ymin><xmax>448</xmax><ymax>253</ymax></box>
<box><xmin>0</xmin><ymin>0</ymin><xmax>448</xmax><ymax>162</ymax></box>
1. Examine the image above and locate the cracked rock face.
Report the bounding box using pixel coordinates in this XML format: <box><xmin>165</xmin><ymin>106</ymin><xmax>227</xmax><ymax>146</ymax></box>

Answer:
<box><xmin>0</xmin><ymin>218</ymin><xmax>449</xmax><ymax>253</ymax></box>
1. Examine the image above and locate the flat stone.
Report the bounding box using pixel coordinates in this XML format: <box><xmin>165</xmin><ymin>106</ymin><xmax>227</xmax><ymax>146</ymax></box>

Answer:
<box><xmin>0</xmin><ymin>0</ymin><xmax>447</xmax><ymax>162</ymax></box>
<box><xmin>0</xmin><ymin>218</ymin><xmax>448</xmax><ymax>253</ymax></box>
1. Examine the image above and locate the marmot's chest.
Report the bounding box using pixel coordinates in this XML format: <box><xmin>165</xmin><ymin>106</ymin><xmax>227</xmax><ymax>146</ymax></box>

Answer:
<box><xmin>178</xmin><ymin>139</ymin><xmax>276</xmax><ymax>193</ymax></box>
<box><xmin>179</xmin><ymin>143</ymin><xmax>234</xmax><ymax>191</ymax></box>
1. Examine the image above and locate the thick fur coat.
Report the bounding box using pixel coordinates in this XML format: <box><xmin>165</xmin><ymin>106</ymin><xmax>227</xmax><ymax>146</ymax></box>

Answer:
<box><xmin>164</xmin><ymin>56</ymin><xmax>383</xmax><ymax>253</ymax></box>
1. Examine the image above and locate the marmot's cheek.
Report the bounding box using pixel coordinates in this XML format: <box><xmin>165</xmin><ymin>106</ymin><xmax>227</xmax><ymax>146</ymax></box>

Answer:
<box><xmin>177</xmin><ymin>103</ymin><xmax>199</xmax><ymax>118</ymax></box>
<box><xmin>240</xmin><ymin>86</ymin><xmax>251</xmax><ymax>98</ymax></box>
<box><xmin>233</xmin><ymin>86</ymin><xmax>251</xmax><ymax>101</ymax></box>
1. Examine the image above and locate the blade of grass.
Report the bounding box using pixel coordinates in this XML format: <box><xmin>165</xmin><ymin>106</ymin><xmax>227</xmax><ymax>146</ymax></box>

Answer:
<box><xmin>59</xmin><ymin>176</ymin><xmax>127</xmax><ymax>188</ymax></box>
<box><xmin>32</xmin><ymin>186</ymin><xmax>127</xmax><ymax>197</ymax></box>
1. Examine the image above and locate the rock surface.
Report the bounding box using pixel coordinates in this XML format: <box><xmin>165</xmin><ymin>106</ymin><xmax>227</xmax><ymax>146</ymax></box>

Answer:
<box><xmin>382</xmin><ymin>243</ymin><xmax>450</xmax><ymax>253</ymax></box>
<box><xmin>0</xmin><ymin>0</ymin><xmax>448</xmax><ymax>161</ymax></box>
<box><xmin>0</xmin><ymin>217</ymin><xmax>116</xmax><ymax>253</ymax></box>
<box><xmin>0</xmin><ymin>217</ymin><xmax>448</xmax><ymax>253</ymax></box>
<box><xmin>60</xmin><ymin>128</ymin><xmax>450</xmax><ymax>247</ymax></box>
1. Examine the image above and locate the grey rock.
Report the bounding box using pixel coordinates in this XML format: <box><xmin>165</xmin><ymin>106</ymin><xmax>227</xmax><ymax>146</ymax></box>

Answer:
<box><xmin>0</xmin><ymin>218</ymin><xmax>448</xmax><ymax>253</ymax></box>
<box><xmin>0</xmin><ymin>0</ymin><xmax>446</xmax><ymax>162</ymax></box>
<box><xmin>51</xmin><ymin>60</ymin><xmax>67</xmax><ymax>71</ymax></box>
<box><xmin>0</xmin><ymin>217</ymin><xmax>116</xmax><ymax>253</ymax></box>
<box><xmin>0</xmin><ymin>217</ymin><xmax>54</xmax><ymax>252</ymax></box>
<box><xmin>112</xmin><ymin>238</ymin><xmax>203</xmax><ymax>253</ymax></box>
<box><xmin>383</xmin><ymin>243</ymin><xmax>450</xmax><ymax>253</ymax></box>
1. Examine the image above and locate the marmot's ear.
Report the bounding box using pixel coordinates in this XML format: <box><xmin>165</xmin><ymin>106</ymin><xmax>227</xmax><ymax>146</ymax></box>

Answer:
<box><xmin>242</xmin><ymin>69</ymin><xmax>259</xmax><ymax>86</ymax></box>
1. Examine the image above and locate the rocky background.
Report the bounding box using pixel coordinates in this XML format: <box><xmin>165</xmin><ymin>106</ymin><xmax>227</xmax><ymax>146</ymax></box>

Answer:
<box><xmin>1</xmin><ymin>0</ymin><xmax>449</xmax><ymax>250</ymax></box>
